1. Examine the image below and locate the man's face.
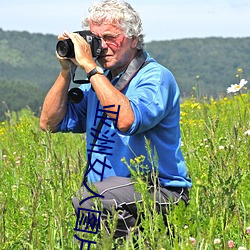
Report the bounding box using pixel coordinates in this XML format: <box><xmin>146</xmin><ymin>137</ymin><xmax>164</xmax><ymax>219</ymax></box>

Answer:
<box><xmin>89</xmin><ymin>20</ymin><xmax>138</xmax><ymax>73</ymax></box>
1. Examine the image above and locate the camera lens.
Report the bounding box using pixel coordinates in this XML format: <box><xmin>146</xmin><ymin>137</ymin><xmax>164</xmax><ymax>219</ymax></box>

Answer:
<box><xmin>56</xmin><ymin>39</ymin><xmax>74</xmax><ymax>58</ymax></box>
<box><xmin>68</xmin><ymin>88</ymin><xmax>84</xmax><ymax>103</ymax></box>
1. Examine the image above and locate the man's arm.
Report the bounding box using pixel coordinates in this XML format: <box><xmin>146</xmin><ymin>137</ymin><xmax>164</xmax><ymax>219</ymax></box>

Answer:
<box><xmin>40</xmin><ymin>62</ymin><xmax>71</xmax><ymax>132</ymax></box>
<box><xmin>63</xmin><ymin>31</ymin><xmax>135</xmax><ymax>132</ymax></box>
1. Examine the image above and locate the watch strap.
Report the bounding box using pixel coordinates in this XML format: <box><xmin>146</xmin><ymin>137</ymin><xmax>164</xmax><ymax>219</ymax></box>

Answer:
<box><xmin>87</xmin><ymin>67</ymin><xmax>103</xmax><ymax>80</ymax></box>
<box><xmin>87</xmin><ymin>68</ymin><xmax>97</xmax><ymax>79</ymax></box>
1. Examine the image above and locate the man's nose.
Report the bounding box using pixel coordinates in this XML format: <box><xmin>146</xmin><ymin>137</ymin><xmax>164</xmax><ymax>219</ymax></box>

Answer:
<box><xmin>101</xmin><ymin>38</ymin><xmax>108</xmax><ymax>49</ymax></box>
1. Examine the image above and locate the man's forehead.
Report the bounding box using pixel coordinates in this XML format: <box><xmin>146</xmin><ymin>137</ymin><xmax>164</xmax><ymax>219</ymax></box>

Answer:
<box><xmin>90</xmin><ymin>20</ymin><xmax>122</xmax><ymax>33</ymax></box>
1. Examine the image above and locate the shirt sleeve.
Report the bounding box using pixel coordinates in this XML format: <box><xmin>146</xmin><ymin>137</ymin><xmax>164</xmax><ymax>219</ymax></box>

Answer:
<box><xmin>57</xmin><ymin>85</ymin><xmax>90</xmax><ymax>133</ymax></box>
<box><xmin>120</xmin><ymin>63</ymin><xmax>180</xmax><ymax>135</ymax></box>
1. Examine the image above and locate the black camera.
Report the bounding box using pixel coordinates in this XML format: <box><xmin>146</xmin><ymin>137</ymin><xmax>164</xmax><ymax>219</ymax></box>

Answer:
<box><xmin>56</xmin><ymin>30</ymin><xmax>102</xmax><ymax>58</ymax></box>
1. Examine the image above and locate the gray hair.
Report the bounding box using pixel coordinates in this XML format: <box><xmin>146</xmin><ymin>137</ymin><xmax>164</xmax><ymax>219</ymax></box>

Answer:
<box><xmin>82</xmin><ymin>0</ymin><xmax>145</xmax><ymax>49</ymax></box>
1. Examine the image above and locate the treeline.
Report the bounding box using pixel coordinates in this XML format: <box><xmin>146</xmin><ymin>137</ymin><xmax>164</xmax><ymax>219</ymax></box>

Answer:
<box><xmin>145</xmin><ymin>37</ymin><xmax>250</xmax><ymax>97</ymax></box>
<box><xmin>0</xmin><ymin>80</ymin><xmax>46</xmax><ymax>120</ymax></box>
<box><xmin>0</xmin><ymin>28</ymin><xmax>250</xmax><ymax>120</ymax></box>
<box><xmin>0</xmin><ymin>29</ymin><xmax>60</xmax><ymax>120</ymax></box>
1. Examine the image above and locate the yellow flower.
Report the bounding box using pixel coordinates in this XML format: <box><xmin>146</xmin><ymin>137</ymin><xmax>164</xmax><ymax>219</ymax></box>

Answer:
<box><xmin>237</xmin><ymin>67</ymin><xmax>243</xmax><ymax>73</ymax></box>
<box><xmin>135</xmin><ymin>156</ymin><xmax>143</xmax><ymax>164</ymax></box>
<box><xmin>191</xmin><ymin>103</ymin><xmax>201</xmax><ymax>109</ymax></box>
<box><xmin>130</xmin><ymin>159</ymin><xmax>135</xmax><ymax>165</ymax></box>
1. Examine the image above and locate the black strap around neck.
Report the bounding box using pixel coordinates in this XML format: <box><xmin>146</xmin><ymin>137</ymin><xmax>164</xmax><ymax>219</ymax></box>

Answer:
<box><xmin>114</xmin><ymin>49</ymin><xmax>147</xmax><ymax>91</ymax></box>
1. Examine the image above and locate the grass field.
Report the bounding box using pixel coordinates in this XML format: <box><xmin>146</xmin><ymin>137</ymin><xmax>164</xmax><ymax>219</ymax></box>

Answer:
<box><xmin>0</xmin><ymin>90</ymin><xmax>249</xmax><ymax>249</ymax></box>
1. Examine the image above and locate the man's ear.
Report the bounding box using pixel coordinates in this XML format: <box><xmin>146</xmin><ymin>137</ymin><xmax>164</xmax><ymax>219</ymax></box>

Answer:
<box><xmin>131</xmin><ymin>36</ymin><xmax>139</xmax><ymax>48</ymax></box>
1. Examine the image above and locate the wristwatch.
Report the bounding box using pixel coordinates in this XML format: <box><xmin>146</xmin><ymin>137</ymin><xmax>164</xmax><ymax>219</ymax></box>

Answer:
<box><xmin>87</xmin><ymin>66</ymin><xmax>104</xmax><ymax>80</ymax></box>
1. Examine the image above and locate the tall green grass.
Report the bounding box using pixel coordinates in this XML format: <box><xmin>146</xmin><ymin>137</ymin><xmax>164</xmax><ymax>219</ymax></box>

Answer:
<box><xmin>0</xmin><ymin>93</ymin><xmax>249</xmax><ymax>249</ymax></box>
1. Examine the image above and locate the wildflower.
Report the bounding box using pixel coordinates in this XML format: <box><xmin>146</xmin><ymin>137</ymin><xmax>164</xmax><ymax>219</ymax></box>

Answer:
<box><xmin>20</xmin><ymin>207</ymin><xmax>25</xmax><ymax>214</ymax></box>
<box><xmin>196</xmin><ymin>180</ymin><xmax>202</xmax><ymax>185</ymax></box>
<box><xmin>214</xmin><ymin>238</ymin><xmax>221</xmax><ymax>244</ymax></box>
<box><xmin>227</xmin><ymin>79</ymin><xmax>248</xmax><ymax>93</ymax></box>
<box><xmin>189</xmin><ymin>237</ymin><xmax>196</xmax><ymax>246</ymax></box>
<box><xmin>237</xmin><ymin>67</ymin><xmax>243</xmax><ymax>73</ymax></box>
<box><xmin>246</xmin><ymin>226</ymin><xmax>250</xmax><ymax>235</ymax></box>
<box><xmin>238</xmin><ymin>247</ymin><xmax>246</xmax><ymax>250</ymax></box>
<box><xmin>218</xmin><ymin>145</ymin><xmax>224</xmax><ymax>150</ymax></box>
<box><xmin>42</xmin><ymin>213</ymin><xmax>48</xmax><ymax>221</ymax></box>
<box><xmin>228</xmin><ymin>240</ymin><xmax>235</xmax><ymax>248</ymax></box>
<box><xmin>191</xmin><ymin>103</ymin><xmax>201</xmax><ymax>109</ymax></box>
<box><xmin>12</xmin><ymin>185</ymin><xmax>17</xmax><ymax>192</ymax></box>
<box><xmin>130</xmin><ymin>159</ymin><xmax>135</xmax><ymax>165</ymax></box>
<box><xmin>135</xmin><ymin>157</ymin><xmax>141</xmax><ymax>164</ymax></box>
<box><xmin>244</xmin><ymin>130</ymin><xmax>250</xmax><ymax>136</ymax></box>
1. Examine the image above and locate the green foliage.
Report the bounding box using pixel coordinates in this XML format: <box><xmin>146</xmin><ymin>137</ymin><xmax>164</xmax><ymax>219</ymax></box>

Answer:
<box><xmin>180</xmin><ymin>94</ymin><xmax>250</xmax><ymax>249</ymax></box>
<box><xmin>0</xmin><ymin>109</ymin><xmax>86</xmax><ymax>249</ymax></box>
<box><xmin>0</xmin><ymin>28</ymin><xmax>60</xmax><ymax>89</ymax></box>
<box><xmin>0</xmin><ymin>29</ymin><xmax>60</xmax><ymax>121</ymax></box>
<box><xmin>0</xmin><ymin>93</ymin><xmax>249</xmax><ymax>249</ymax></box>
<box><xmin>0</xmin><ymin>80</ymin><xmax>46</xmax><ymax>121</ymax></box>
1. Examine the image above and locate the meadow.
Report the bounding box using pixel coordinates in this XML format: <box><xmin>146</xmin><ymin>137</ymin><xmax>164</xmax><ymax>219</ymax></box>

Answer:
<box><xmin>0</xmin><ymin>89</ymin><xmax>249</xmax><ymax>249</ymax></box>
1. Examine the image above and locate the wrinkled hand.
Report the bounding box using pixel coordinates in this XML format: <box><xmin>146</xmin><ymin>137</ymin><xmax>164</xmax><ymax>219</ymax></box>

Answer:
<box><xmin>55</xmin><ymin>51</ymin><xmax>76</xmax><ymax>71</ymax></box>
<box><xmin>56</xmin><ymin>33</ymin><xmax>78</xmax><ymax>71</ymax></box>
<box><xmin>62</xmin><ymin>31</ymin><xmax>96</xmax><ymax>71</ymax></box>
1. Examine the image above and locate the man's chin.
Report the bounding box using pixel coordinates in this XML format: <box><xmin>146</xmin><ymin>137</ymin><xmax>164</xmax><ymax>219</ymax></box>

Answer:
<box><xmin>98</xmin><ymin>59</ymin><xmax>113</xmax><ymax>69</ymax></box>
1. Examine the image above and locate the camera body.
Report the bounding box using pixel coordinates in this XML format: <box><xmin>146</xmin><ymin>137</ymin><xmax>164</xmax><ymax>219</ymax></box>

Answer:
<box><xmin>56</xmin><ymin>30</ymin><xmax>102</xmax><ymax>58</ymax></box>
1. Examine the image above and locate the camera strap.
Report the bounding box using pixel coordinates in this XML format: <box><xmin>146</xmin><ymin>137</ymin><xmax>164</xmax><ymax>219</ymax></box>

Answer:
<box><xmin>82</xmin><ymin>50</ymin><xmax>150</xmax><ymax>185</ymax></box>
<box><xmin>113</xmin><ymin>49</ymin><xmax>148</xmax><ymax>91</ymax></box>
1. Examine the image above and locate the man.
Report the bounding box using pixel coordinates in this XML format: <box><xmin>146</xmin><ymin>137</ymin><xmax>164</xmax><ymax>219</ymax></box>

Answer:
<box><xmin>40</xmin><ymin>0</ymin><xmax>192</xmax><ymax>239</ymax></box>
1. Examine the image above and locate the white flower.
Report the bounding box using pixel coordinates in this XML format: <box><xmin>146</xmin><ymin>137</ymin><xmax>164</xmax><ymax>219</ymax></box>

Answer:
<box><xmin>189</xmin><ymin>237</ymin><xmax>196</xmax><ymax>245</ymax></box>
<box><xmin>20</xmin><ymin>207</ymin><xmax>25</xmax><ymax>214</ymax></box>
<box><xmin>238</xmin><ymin>247</ymin><xmax>246</xmax><ymax>250</ymax></box>
<box><xmin>244</xmin><ymin>130</ymin><xmax>250</xmax><ymax>136</ymax></box>
<box><xmin>227</xmin><ymin>79</ymin><xmax>248</xmax><ymax>93</ymax></box>
<box><xmin>214</xmin><ymin>238</ymin><xmax>221</xmax><ymax>244</ymax></box>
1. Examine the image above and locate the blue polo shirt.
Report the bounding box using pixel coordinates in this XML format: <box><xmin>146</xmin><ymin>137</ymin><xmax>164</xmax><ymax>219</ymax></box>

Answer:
<box><xmin>58</xmin><ymin>52</ymin><xmax>192</xmax><ymax>188</ymax></box>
